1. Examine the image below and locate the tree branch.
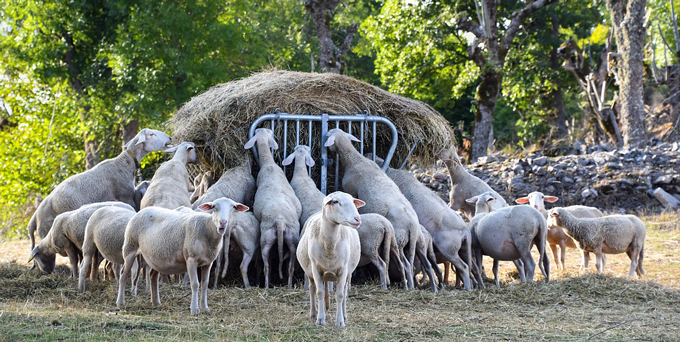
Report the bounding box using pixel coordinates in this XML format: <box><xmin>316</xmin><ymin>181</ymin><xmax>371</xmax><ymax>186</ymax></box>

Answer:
<box><xmin>500</xmin><ymin>0</ymin><xmax>557</xmax><ymax>54</ymax></box>
<box><xmin>338</xmin><ymin>23</ymin><xmax>358</xmax><ymax>57</ymax></box>
<box><xmin>455</xmin><ymin>15</ymin><xmax>485</xmax><ymax>40</ymax></box>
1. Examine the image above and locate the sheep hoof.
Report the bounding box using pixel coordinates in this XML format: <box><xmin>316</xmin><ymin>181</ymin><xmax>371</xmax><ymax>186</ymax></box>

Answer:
<box><xmin>316</xmin><ymin>318</ymin><xmax>326</xmax><ymax>326</ymax></box>
<box><xmin>191</xmin><ymin>308</ymin><xmax>200</xmax><ymax>315</ymax></box>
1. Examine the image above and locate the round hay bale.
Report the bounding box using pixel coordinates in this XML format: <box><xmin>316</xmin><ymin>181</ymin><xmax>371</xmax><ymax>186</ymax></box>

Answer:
<box><xmin>169</xmin><ymin>69</ymin><xmax>455</xmax><ymax>175</ymax></box>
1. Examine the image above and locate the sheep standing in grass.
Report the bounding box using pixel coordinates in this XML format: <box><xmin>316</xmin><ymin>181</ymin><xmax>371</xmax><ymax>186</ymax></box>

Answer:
<box><xmin>439</xmin><ymin>146</ymin><xmax>507</xmax><ymax>221</ymax></box>
<box><xmin>467</xmin><ymin>192</ymin><xmax>549</xmax><ymax>288</ymax></box>
<box><xmin>325</xmin><ymin>128</ymin><xmax>419</xmax><ymax>289</ymax></box>
<box><xmin>212</xmin><ymin>210</ymin><xmax>260</xmax><ymax>288</ymax></box>
<box><xmin>78</xmin><ymin>205</ymin><xmax>137</xmax><ymax>292</ymax></box>
<box><xmin>297</xmin><ymin>191</ymin><xmax>363</xmax><ymax>327</ymax></box>
<box><xmin>29</xmin><ymin>202</ymin><xmax>134</xmax><ymax>277</ymax></box>
<box><xmin>355</xmin><ymin>213</ymin><xmax>400</xmax><ymax>290</ymax></box>
<box><xmin>245</xmin><ymin>128</ymin><xmax>302</xmax><ymax>288</ymax></box>
<box><xmin>141</xmin><ymin>142</ymin><xmax>198</xmax><ymax>209</ymax></box>
<box><xmin>282</xmin><ymin>145</ymin><xmax>325</xmax><ymax>229</ymax></box>
<box><xmin>515</xmin><ymin>192</ymin><xmax>604</xmax><ymax>270</ymax></box>
<box><xmin>192</xmin><ymin>163</ymin><xmax>256</xmax><ymax>209</ymax></box>
<box><xmin>116</xmin><ymin>197</ymin><xmax>249</xmax><ymax>314</ymax></box>
<box><xmin>28</xmin><ymin>128</ymin><xmax>171</xmax><ymax>250</ymax></box>
<box><xmin>547</xmin><ymin>208</ymin><xmax>646</xmax><ymax>278</ymax></box>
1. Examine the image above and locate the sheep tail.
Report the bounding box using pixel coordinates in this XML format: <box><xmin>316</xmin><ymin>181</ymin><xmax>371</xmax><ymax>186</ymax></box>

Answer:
<box><xmin>277</xmin><ymin>221</ymin><xmax>285</xmax><ymax>280</ymax></box>
<box><xmin>28</xmin><ymin>212</ymin><xmax>37</xmax><ymax>251</ymax></box>
<box><xmin>538</xmin><ymin>219</ymin><xmax>550</xmax><ymax>282</ymax></box>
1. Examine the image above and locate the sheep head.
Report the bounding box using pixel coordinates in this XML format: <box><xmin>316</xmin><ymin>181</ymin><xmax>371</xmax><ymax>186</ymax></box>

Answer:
<box><xmin>244</xmin><ymin>128</ymin><xmax>278</xmax><ymax>150</ymax></box>
<box><xmin>282</xmin><ymin>145</ymin><xmax>315</xmax><ymax>167</ymax></box>
<box><xmin>124</xmin><ymin>128</ymin><xmax>172</xmax><ymax>162</ymax></box>
<box><xmin>324</xmin><ymin>129</ymin><xmax>360</xmax><ymax>152</ymax></box>
<box><xmin>197</xmin><ymin>197</ymin><xmax>249</xmax><ymax>234</ymax></box>
<box><xmin>322</xmin><ymin>191</ymin><xmax>365</xmax><ymax>229</ymax></box>
<box><xmin>515</xmin><ymin>191</ymin><xmax>559</xmax><ymax>212</ymax></box>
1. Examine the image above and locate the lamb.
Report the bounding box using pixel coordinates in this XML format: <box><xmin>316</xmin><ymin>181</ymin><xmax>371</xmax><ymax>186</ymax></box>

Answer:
<box><xmin>325</xmin><ymin>128</ymin><xmax>419</xmax><ymax>289</ymax></box>
<box><xmin>212</xmin><ymin>210</ymin><xmax>260</xmax><ymax>288</ymax></box>
<box><xmin>78</xmin><ymin>205</ymin><xmax>137</xmax><ymax>292</ymax></box>
<box><xmin>116</xmin><ymin>197</ymin><xmax>249</xmax><ymax>314</ymax></box>
<box><xmin>244</xmin><ymin>128</ymin><xmax>302</xmax><ymax>288</ymax></box>
<box><xmin>140</xmin><ymin>141</ymin><xmax>198</xmax><ymax>209</ymax></box>
<box><xmin>282</xmin><ymin>145</ymin><xmax>325</xmax><ymax>229</ymax></box>
<box><xmin>192</xmin><ymin>162</ymin><xmax>256</xmax><ymax>209</ymax></box>
<box><xmin>374</xmin><ymin>157</ymin><xmax>472</xmax><ymax>291</ymax></box>
<box><xmin>355</xmin><ymin>213</ymin><xmax>398</xmax><ymax>290</ymax></box>
<box><xmin>28</xmin><ymin>128</ymin><xmax>171</xmax><ymax>250</ymax></box>
<box><xmin>466</xmin><ymin>192</ymin><xmax>549</xmax><ymax>288</ymax></box>
<box><xmin>515</xmin><ymin>192</ymin><xmax>604</xmax><ymax>270</ymax></box>
<box><xmin>439</xmin><ymin>145</ymin><xmax>507</xmax><ymax>221</ymax></box>
<box><xmin>29</xmin><ymin>201</ymin><xmax>134</xmax><ymax>277</ymax></box>
<box><xmin>296</xmin><ymin>191</ymin><xmax>363</xmax><ymax>327</ymax></box>
<box><xmin>547</xmin><ymin>208</ymin><xmax>646</xmax><ymax>278</ymax></box>
<box><xmin>190</xmin><ymin>171</ymin><xmax>215</xmax><ymax>204</ymax></box>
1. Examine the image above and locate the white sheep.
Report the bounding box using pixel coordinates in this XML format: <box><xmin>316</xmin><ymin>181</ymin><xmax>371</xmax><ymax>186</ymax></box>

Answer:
<box><xmin>245</xmin><ymin>128</ymin><xmax>302</xmax><ymax>288</ymax></box>
<box><xmin>28</xmin><ymin>128</ymin><xmax>171</xmax><ymax>250</ymax></box>
<box><xmin>325</xmin><ymin>128</ymin><xmax>419</xmax><ymax>289</ymax></box>
<box><xmin>78</xmin><ymin>205</ymin><xmax>137</xmax><ymax>292</ymax></box>
<box><xmin>192</xmin><ymin>162</ymin><xmax>256</xmax><ymax>209</ymax></box>
<box><xmin>547</xmin><ymin>208</ymin><xmax>646</xmax><ymax>278</ymax></box>
<box><xmin>466</xmin><ymin>192</ymin><xmax>549</xmax><ymax>288</ymax></box>
<box><xmin>141</xmin><ymin>141</ymin><xmax>198</xmax><ymax>210</ymax></box>
<box><xmin>355</xmin><ymin>213</ymin><xmax>397</xmax><ymax>290</ymax></box>
<box><xmin>515</xmin><ymin>191</ymin><xmax>604</xmax><ymax>270</ymax></box>
<box><xmin>439</xmin><ymin>145</ymin><xmax>508</xmax><ymax>221</ymax></box>
<box><xmin>212</xmin><ymin>210</ymin><xmax>260</xmax><ymax>288</ymax></box>
<box><xmin>378</xmin><ymin>159</ymin><xmax>472</xmax><ymax>291</ymax></box>
<box><xmin>282</xmin><ymin>145</ymin><xmax>325</xmax><ymax>229</ymax></box>
<box><xmin>296</xmin><ymin>191</ymin><xmax>363</xmax><ymax>327</ymax></box>
<box><xmin>116</xmin><ymin>197</ymin><xmax>249</xmax><ymax>314</ymax></box>
<box><xmin>29</xmin><ymin>201</ymin><xmax>134</xmax><ymax>277</ymax></box>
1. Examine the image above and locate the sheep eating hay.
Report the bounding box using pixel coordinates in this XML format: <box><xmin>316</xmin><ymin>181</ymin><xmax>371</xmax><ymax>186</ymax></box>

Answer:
<box><xmin>169</xmin><ymin>69</ymin><xmax>455</xmax><ymax>175</ymax></box>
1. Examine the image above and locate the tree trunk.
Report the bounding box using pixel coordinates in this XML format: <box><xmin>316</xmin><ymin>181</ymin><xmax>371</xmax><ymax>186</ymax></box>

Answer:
<box><xmin>471</xmin><ymin>70</ymin><xmax>501</xmax><ymax>160</ymax></box>
<box><xmin>550</xmin><ymin>15</ymin><xmax>568</xmax><ymax>138</ymax></box>
<box><xmin>304</xmin><ymin>0</ymin><xmax>356</xmax><ymax>74</ymax></box>
<box><xmin>607</xmin><ymin>0</ymin><xmax>647</xmax><ymax>149</ymax></box>
<box><xmin>122</xmin><ymin>117</ymin><xmax>139</xmax><ymax>149</ymax></box>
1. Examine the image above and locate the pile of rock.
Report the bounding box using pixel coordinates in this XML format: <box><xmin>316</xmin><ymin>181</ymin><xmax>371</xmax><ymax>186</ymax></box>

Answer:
<box><xmin>411</xmin><ymin>141</ymin><xmax>680</xmax><ymax>212</ymax></box>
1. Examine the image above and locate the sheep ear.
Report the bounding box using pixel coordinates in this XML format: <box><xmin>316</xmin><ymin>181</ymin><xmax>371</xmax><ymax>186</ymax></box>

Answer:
<box><xmin>244</xmin><ymin>136</ymin><xmax>257</xmax><ymax>150</ymax></box>
<box><xmin>515</xmin><ymin>197</ymin><xmax>530</xmax><ymax>204</ymax></box>
<box><xmin>550</xmin><ymin>211</ymin><xmax>559</xmax><ymax>217</ymax></box>
<box><xmin>28</xmin><ymin>247</ymin><xmax>38</xmax><ymax>262</ymax></box>
<box><xmin>234</xmin><ymin>203</ymin><xmax>249</xmax><ymax>212</ymax></box>
<box><xmin>282</xmin><ymin>153</ymin><xmax>295</xmax><ymax>166</ymax></box>
<box><xmin>163</xmin><ymin>145</ymin><xmax>179</xmax><ymax>153</ymax></box>
<box><xmin>544</xmin><ymin>196</ymin><xmax>559</xmax><ymax>203</ymax></box>
<box><xmin>305</xmin><ymin>154</ymin><xmax>315</xmax><ymax>167</ymax></box>
<box><xmin>347</xmin><ymin>133</ymin><xmax>360</xmax><ymax>143</ymax></box>
<box><xmin>486</xmin><ymin>197</ymin><xmax>495</xmax><ymax>202</ymax></box>
<box><xmin>197</xmin><ymin>203</ymin><xmax>214</xmax><ymax>212</ymax></box>
<box><xmin>465</xmin><ymin>196</ymin><xmax>479</xmax><ymax>204</ymax></box>
<box><xmin>324</xmin><ymin>135</ymin><xmax>335</xmax><ymax>147</ymax></box>
<box><xmin>269</xmin><ymin>137</ymin><xmax>279</xmax><ymax>150</ymax></box>
<box><xmin>135</xmin><ymin>130</ymin><xmax>148</xmax><ymax>146</ymax></box>
<box><xmin>353</xmin><ymin>199</ymin><xmax>366</xmax><ymax>209</ymax></box>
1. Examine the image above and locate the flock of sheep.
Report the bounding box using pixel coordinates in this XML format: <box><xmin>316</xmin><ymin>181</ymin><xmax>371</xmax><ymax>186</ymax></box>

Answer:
<box><xmin>25</xmin><ymin>126</ymin><xmax>647</xmax><ymax>327</ymax></box>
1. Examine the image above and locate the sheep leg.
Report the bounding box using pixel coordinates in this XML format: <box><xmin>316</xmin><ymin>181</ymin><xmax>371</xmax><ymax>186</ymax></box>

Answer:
<box><xmin>260</xmin><ymin>229</ymin><xmax>276</xmax><ymax>289</ymax></box>
<box><xmin>519</xmin><ymin>252</ymin><xmax>536</xmax><ymax>282</ymax></box>
<box><xmin>284</xmin><ymin>231</ymin><xmax>298</xmax><ymax>288</ymax></box>
<box><xmin>493</xmin><ymin>259</ymin><xmax>500</xmax><ymax>288</ymax></box>
<box><xmin>212</xmin><ymin>245</ymin><xmax>223</xmax><ymax>289</ymax></box>
<box><xmin>636</xmin><ymin>245</ymin><xmax>645</xmax><ymax>277</ymax></box>
<box><xmin>199</xmin><ymin>263</ymin><xmax>212</xmax><ymax>313</ymax></box>
<box><xmin>311</xmin><ymin>268</ymin><xmax>326</xmax><ymax>326</ymax></box>
<box><xmin>78</xmin><ymin>252</ymin><xmax>94</xmax><ymax>292</ymax></box>
<box><xmin>472</xmin><ymin>248</ymin><xmax>485</xmax><ymax>289</ymax></box>
<box><xmin>65</xmin><ymin>245</ymin><xmax>80</xmax><ymax>279</ymax></box>
<box><xmin>581</xmin><ymin>251</ymin><xmax>590</xmax><ymax>271</ymax></box>
<box><xmin>308</xmin><ymin>276</ymin><xmax>318</xmax><ymax>321</ymax></box>
<box><xmin>370</xmin><ymin>255</ymin><xmax>388</xmax><ymax>290</ymax></box>
<box><xmin>240</xmin><ymin>252</ymin><xmax>254</xmax><ymax>288</ymax></box>
<box><xmin>601</xmin><ymin>252</ymin><xmax>607</xmax><ymax>273</ymax></box>
<box><xmin>416</xmin><ymin>251</ymin><xmax>437</xmax><ymax>293</ymax></box>
<box><xmin>390</xmin><ymin>247</ymin><xmax>408</xmax><ymax>289</ymax></box>
<box><xmin>116</xmin><ymin>252</ymin><xmax>138</xmax><ymax>307</ymax></box>
<box><xmin>595</xmin><ymin>251</ymin><xmax>604</xmax><ymax>274</ymax></box>
<box><xmin>150</xmin><ymin>269</ymin><xmax>161</xmax><ymax>307</ymax></box>
<box><xmin>443</xmin><ymin>261</ymin><xmax>451</xmax><ymax>285</ymax></box>
<box><xmin>558</xmin><ymin>240</ymin><xmax>567</xmax><ymax>271</ymax></box>
<box><xmin>549</xmin><ymin>243</ymin><xmax>560</xmax><ymax>270</ymax></box>
<box><xmin>439</xmin><ymin>249</ymin><xmax>471</xmax><ymax>291</ymax></box>
<box><xmin>335</xmin><ymin>273</ymin><xmax>349</xmax><ymax>328</ymax></box>
<box><xmin>187</xmin><ymin>258</ymin><xmax>201</xmax><ymax>315</ymax></box>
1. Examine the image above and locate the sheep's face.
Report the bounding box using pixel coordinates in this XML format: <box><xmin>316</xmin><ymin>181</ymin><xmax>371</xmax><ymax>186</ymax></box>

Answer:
<box><xmin>29</xmin><ymin>246</ymin><xmax>56</xmax><ymax>274</ymax></box>
<box><xmin>466</xmin><ymin>192</ymin><xmax>496</xmax><ymax>215</ymax></box>
<box><xmin>198</xmin><ymin>197</ymin><xmax>249</xmax><ymax>234</ymax></box>
<box><xmin>515</xmin><ymin>192</ymin><xmax>559</xmax><ymax>212</ymax></box>
<box><xmin>127</xmin><ymin>128</ymin><xmax>172</xmax><ymax>153</ymax></box>
<box><xmin>547</xmin><ymin>208</ymin><xmax>562</xmax><ymax>228</ymax></box>
<box><xmin>244</xmin><ymin>128</ymin><xmax>278</xmax><ymax>150</ymax></box>
<box><xmin>322</xmin><ymin>191</ymin><xmax>365</xmax><ymax>229</ymax></box>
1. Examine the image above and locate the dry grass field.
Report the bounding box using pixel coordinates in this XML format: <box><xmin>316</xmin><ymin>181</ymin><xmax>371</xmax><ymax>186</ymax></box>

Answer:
<box><xmin>1</xmin><ymin>211</ymin><xmax>678</xmax><ymax>341</ymax></box>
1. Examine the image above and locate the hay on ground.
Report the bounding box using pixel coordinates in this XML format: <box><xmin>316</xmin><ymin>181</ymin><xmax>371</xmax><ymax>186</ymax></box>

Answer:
<box><xmin>169</xmin><ymin>70</ymin><xmax>455</xmax><ymax>176</ymax></box>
